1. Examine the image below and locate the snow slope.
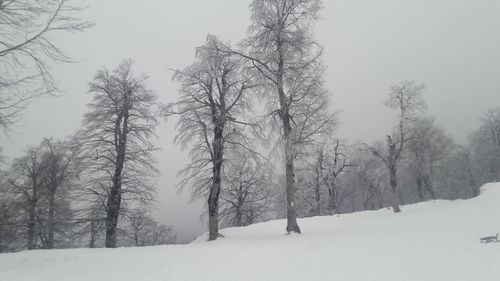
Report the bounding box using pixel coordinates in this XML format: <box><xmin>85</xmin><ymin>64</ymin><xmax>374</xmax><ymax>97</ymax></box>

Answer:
<box><xmin>1</xmin><ymin>183</ymin><xmax>500</xmax><ymax>281</ymax></box>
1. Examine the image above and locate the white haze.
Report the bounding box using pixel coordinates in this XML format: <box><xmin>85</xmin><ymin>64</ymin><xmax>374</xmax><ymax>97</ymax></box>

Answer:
<box><xmin>2</xmin><ymin>0</ymin><xmax>499</xmax><ymax>242</ymax></box>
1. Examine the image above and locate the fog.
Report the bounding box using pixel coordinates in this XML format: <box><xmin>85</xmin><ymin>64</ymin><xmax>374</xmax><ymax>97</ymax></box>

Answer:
<box><xmin>2</xmin><ymin>0</ymin><xmax>499</xmax><ymax>242</ymax></box>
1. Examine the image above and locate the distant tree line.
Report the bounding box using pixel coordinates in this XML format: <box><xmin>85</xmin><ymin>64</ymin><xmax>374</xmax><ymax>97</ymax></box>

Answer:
<box><xmin>1</xmin><ymin>0</ymin><xmax>499</xmax><ymax>252</ymax></box>
<box><xmin>0</xmin><ymin>61</ymin><xmax>175</xmax><ymax>252</ymax></box>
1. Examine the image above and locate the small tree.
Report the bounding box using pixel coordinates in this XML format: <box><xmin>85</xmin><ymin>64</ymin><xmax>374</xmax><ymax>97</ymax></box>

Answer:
<box><xmin>298</xmin><ymin>140</ymin><xmax>354</xmax><ymax>216</ymax></box>
<box><xmin>77</xmin><ymin>60</ymin><xmax>159</xmax><ymax>248</ymax></box>
<box><xmin>167</xmin><ymin>35</ymin><xmax>256</xmax><ymax>241</ymax></box>
<box><xmin>220</xmin><ymin>152</ymin><xmax>273</xmax><ymax>227</ymax></box>
<box><xmin>321</xmin><ymin>140</ymin><xmax>356</xmax><ymax>214</ymax></box>
<box><xmin>124</xmin><ymin>209</ymin><xmax>176</xmax><ymax>246</ymax></box>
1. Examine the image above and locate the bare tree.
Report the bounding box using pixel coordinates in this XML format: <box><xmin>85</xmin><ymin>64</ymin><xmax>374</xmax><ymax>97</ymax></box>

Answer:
<box><xmin>321</xmin><ymin>140</ymin><xmax>355</xmax><ymax>214</ymax></box>
<box><xmin>435</xmin><ymin>146</ymin><xmax>478</xmax><ymax>199</ymax></box>
<box><xmin>308</xmin><ymin>147</ymin><xmax>325</xmax><ymax>216</ymax></box>
<box><xmin>365</xmin><ymin>81</ymin><xmax>426</xmax><ymax>213</ymax></box>
<box><xmin>7</xmin><ymin>146</ymin><xmax>47</xmax><ymax>249</ymax></box>
<box><xmin>2</xmin><ymin>138</ymin><xmax>80</xmax><ymax>250</ymax></box>
<box><xmin>234</xmin><ymin>0</ymin><xmax>335</xmax><ymax>233</ymax></box>
<box><xmin>38</xmin><ymin>138</ymin><xmax>80</xmax><ymax>249</ymax></box>
<box><xmin>220</xmin><ymin>152</ymin><xmax>273</xmax><ymax>227</ymax></box>
<box><xmin>406</xmin><ymin>117</ymin><xmax>454</xmax><ymax>201</ymax></box>
<box><xmin>124</xmin><ymin>209</ymin><xmax>176</xmax><ymax>246</ymax></box>
<box><xmin>0</xmin><ymin>0</ymin><xmax>92</xmax><ymax>132</ymax></box>
<box><xmin>166</xmin><ymin>35</ymin><xmax>257</xmax><ymax>241</ymax></box>
<box><xmin>345</xmin><ymin>151</ymin><xmax>386</xmax><ymax>211</ymax></box>
<box><xmin>0</xmin><ymin>195</ymin><xmax>25</xmax><ymax>252</ymax></box>
<box><xmin>77</xmin><ymin>60</ymin><xmax>159</xmax><ymax>248</ymax></box>
<box><xmin>297</xmin><ymin>140</ymin><xmax>353</xmax><ymax>216</ymax></box>
<box><xmin>469</xmin><ymin>108</ymin><xmax>500</xmax><ymax>185</ymax></box>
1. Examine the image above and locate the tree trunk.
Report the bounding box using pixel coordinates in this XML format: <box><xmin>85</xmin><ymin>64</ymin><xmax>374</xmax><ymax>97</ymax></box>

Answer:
<box><xmin>47</xmin><ymin>191</ymin><xmax>55</xmax><ymax>249</ymax></box>
<box><xmin>285</xmin><ymin>134</ymin><xmax>301</xmax><ymax>233</ymax></box>
<box><xmin>424</xmin><ymin>176</ymin><xmax>436</xmax><ymax>200</ymax></box>
<box><xmin>235</xmin><ymin>208</ymin><xmax>242</xmax><ymax>227</ymax></box>
<box><xmin>27</xmin><ymin>172</ymin><xmax>39</xmax><ymax>250</ymax></box>
<box><xmin>105</xmin><ymin>148</ymin><xmax>124</xmax><ymax>247</ymax></box>
<box><xmin>275</xmin><ymin>31</ymin><xmax>300</xmax><ymax>234</ymax></box>
<box><xmin>314</xmin><ymin>169</ymin><xmax>321</xmax><ymax>216</ymax></box>
<box><xmin>327</xmin><ymin>187</ymin><xmax>336</xmax><ymax>215</ymax></box>
<box><xmin>27</xmin><ymin>197</ymin><xmax>36</xmax><ymax>250</ymax></box>
<box><xmin>105</xmin><ymin>183</ymin><xmax>122</xmax><ymax>248</ymax></box>
<box><xmin>416</xmin><ymin>176</ymin><xmax>424</xmax><ymax>201</ymax></box>
<box><xmin>105</xmin><ymin>97</ymin><xmax>129</xmax><ymax>248</ymax></box>
<box><xmin>208</xmin><ymin>126</ymin><xmax>223</xmax><ymax>241</ymax></box>
<box><xmin>389</xmin><ymin>167</ymin><xmax>401</xmax><ymax>213</ymax></box>
<box><xmin>89</xmin><ymin>219</ymin><xmax>96</xmax><ymax>248</ymax></box>
<box><xmin>235</xmin><ymin>197</ymin><xmax>243</xmax><ymax>227</ymax></box>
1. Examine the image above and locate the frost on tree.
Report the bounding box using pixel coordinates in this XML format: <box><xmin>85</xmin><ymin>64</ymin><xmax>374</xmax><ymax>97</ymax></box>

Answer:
<box><xmin>236</xmin><ymin>0</ymin><xmax>336</xmax><ymax>233</ymax></box>
<box><xmin>77</xmin><ymin>60</ymin><xmax>159</xmax><ymax>248</ymax></box>
<box><xmin>167</xmin><ymin>36</ymin><xmax>257</xmax><ymax>241</ymax></box>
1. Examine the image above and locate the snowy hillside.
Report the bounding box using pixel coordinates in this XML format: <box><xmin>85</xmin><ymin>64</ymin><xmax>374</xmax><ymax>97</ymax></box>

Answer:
<box><xmin>1</xmin><ymin>183</ymin><xmax>500</xmax><ymax>281</ymax></box>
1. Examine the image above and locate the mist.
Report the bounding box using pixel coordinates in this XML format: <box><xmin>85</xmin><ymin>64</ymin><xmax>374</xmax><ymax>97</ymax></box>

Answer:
<box><xmin>2</xmin><ymin>0</ymin><xmax>499</xmax><ymax>242</ymax></box>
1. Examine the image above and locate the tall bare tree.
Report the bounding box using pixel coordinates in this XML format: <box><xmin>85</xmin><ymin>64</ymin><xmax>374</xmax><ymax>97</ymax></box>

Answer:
<box><xmin>166</xmin><ymin>35</ymin><xmax>257</xmax><ymax>241</ymax></box>
<box><xmin>365</xmin><ymin>81</ymin><xmax>426</xmax><ymax>213</ymax></box>
<box><xmin>77</xmin><ymin>60</ymin><xmax>159</xmax><ymax>248</ymax></box>
<box><xmin>0</xmin><ymin>0</ymin><xmax>92</xmax><ymax>132</ymax></box>
<box><xmin>234</xmin><ymin>0</ymin><xmax>335</xmax><ymax>233</ymax></box>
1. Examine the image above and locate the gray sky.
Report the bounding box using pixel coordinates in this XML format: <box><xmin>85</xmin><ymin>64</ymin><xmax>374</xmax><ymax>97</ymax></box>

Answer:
<box><xmin>2</xmin><ymin>0</ymin><xmax>500</xmax><ymax>242</ymax></box>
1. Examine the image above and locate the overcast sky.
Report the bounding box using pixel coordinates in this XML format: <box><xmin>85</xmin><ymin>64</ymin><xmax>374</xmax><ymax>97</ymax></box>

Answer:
<box><xmin>2</xmin><ymin>0</ymin><xmax>500</xmax><ymax>242</ymax></box>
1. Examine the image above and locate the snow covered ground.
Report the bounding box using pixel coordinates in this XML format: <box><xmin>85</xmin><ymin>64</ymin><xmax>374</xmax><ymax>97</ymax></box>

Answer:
<box><xmin>1</xmin><ymin>183</ymin><xmax>500</xmax><ymax>281</ymax></box>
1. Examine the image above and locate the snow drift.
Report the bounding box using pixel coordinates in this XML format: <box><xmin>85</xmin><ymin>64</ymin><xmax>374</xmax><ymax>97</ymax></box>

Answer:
<box><xmin>1</xmin><ymin>183</ymin><xmax>500</xmax><ymax>281</ymax></box>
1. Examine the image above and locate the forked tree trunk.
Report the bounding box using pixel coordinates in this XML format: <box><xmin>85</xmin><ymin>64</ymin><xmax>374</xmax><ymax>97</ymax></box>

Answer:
<box><xmin>389</xmin><ymin>166</ymin><xmax>401</xmax><ymax>213</ymax></box>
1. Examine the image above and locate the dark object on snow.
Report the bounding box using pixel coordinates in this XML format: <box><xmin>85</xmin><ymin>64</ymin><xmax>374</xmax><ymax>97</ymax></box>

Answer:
<box><xmin>480</xmin><ymin>233</ymin><xmax>499</xmax><ymax>243</ymax></box>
